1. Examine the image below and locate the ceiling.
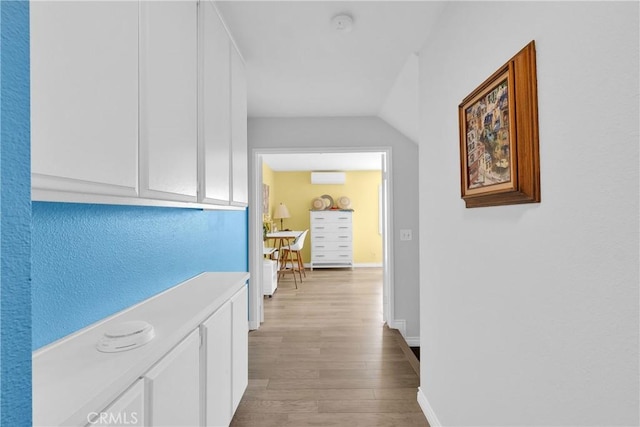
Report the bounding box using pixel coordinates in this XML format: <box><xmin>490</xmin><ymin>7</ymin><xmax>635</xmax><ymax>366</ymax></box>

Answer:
<box><xmin>263</xmin><ymin>152</ymin><xmax>383</xmax><ymax>171</ymax></box>
<box><xmin>216</xmin><ymin>1</ymin><xmax>444</xmax><ymax>117</ymax></box>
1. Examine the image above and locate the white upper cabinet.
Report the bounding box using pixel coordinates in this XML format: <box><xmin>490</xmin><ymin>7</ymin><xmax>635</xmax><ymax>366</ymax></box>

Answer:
<box><xmin>30</xmin><ymin>1</ymin><xmax>139</xmax><ymax>197</ymax></box>
<box><xmin>139</xmin><ymin>0</ymin><xmax>198</xmax><ymax>202</ymax></box>
<box><xmin>199</xmin><ymin>1</ymin><xmax>231</xmax><ymax>204</ymax></box>
<box><xmin>230</xmin><ymin>46</ymin><xmax>249</xmax><ymax>206</ymax></box>
<box><xmin>31</xmin><ymin>0</ymin><xmax>248</xmax><ymax>209</ymax></box>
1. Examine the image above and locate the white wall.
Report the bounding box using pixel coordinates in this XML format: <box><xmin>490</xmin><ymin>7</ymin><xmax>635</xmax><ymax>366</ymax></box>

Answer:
<box><xmin>379</xmin><ymin>53</ymin><xmax>420</xmax><ymax>143</ymax></box>
<box><xmin>249</xmin><ymin>116</ymin><xmax>420</xmax><ymax>342</ymax></box>
<box><xmin>418</xmin><ymin>2</ymin><xmax>639</xmax><ymax>426</ymax></box>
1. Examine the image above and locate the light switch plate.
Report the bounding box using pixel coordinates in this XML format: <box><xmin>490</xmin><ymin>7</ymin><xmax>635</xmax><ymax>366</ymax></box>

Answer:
<box><xmin>400</xmin><ymin>229</ymin><xmax>412</xmax><ymax>241</ymax></box>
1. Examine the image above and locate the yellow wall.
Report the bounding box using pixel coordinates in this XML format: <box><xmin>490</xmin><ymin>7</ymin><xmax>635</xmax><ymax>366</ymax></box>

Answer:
<box><xmin>268</xmin><ymin>170</ymin><xmax>382</xmax><ymax>265</ymax></box>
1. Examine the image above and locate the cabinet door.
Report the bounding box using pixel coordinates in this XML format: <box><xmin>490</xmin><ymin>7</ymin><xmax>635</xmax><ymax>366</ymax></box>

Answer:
<box><xmin>144</xmin><ymin>329</ymin><xmax>200</xmax><ymax>426</ymax></box>
<box><xmin>199</xmin><ymin>1</ymin><xmax>231</xmax><ymax>204</ymax></box>
<box><xmin>230</xmin><ymin>47</ymin><xmax>248</xmax><ymax>206</ymax></box>
<box><xmin>231</xmin><ymin>286</ymin><xmax>248</xmax><ymax>411</ymax></box>
<box><xmin>89</xmin><ymin>379</ymin><xmax>145</xmax><ymax>426</ymax></box>
<box><xmin>30</xmin><ymin>1</ymin><xmax>138</xmax><ymax>197</ymax></box>
<box><xmin>140</xmin><ymin>0</ymin><xmax>198</xmax><ymax>202</ymax></box>
<box><xmin>201</xmin><ymin>302</ymin><xmax>232</xmax><ymax>426</ymax></box>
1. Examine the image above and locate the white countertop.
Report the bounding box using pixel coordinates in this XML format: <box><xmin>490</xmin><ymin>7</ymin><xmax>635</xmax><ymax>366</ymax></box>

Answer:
<box><xmin>33</xmin><ymin>272</ymin><xmax>250</xmax><ymax>427</ymax></box>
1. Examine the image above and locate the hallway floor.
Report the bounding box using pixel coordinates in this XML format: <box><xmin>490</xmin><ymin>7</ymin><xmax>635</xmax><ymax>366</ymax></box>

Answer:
<box><xmin>230</xmin><ymin>268</ymin><xmax>428</xmax><ymax>426</ymax></box>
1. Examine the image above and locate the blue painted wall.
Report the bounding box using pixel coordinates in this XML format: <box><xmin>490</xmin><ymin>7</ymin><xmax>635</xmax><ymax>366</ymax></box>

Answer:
<box><xmin>1</xmin><ymin>0</ymin><xmax>32</xmax><ymax>425</ymax></box>
<box><xmin>32</xmin><ymin>203</ymin><xmax>248</xmax><ymax>350</ymax></box>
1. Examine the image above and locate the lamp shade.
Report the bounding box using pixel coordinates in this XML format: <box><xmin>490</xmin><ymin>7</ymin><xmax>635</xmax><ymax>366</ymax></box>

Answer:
<box><xmin>273</xmin><ymin>203</ymin><xmax>290</xmax><ymax>220</ymax></box>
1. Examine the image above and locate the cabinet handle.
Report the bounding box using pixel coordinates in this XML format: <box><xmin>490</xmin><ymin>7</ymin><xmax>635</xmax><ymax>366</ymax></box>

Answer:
<box><xmin>339</xmin><ymin>236</ymin><xmax>349</xmax><ymax>239</ymax></box>
<box><xmin>338</xmin><ymin>226</ymin><xmax>348</xmax><ymax>229</ymax></box>
<box><xmin>339</xmin><ymin>245</ymin><xmax>348</xmax><ymax>248</ymax></box>
<box><xmin>316</xmin><ymin>246</ymin><xmax>325</xmax><ymax>248</ymax></box>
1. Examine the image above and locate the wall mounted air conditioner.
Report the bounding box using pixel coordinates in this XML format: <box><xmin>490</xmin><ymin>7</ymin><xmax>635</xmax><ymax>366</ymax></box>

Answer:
<box><xmin>310</xmin><ymin>172</ymin><xmax>346</xmax><ymax>185</ymax></box>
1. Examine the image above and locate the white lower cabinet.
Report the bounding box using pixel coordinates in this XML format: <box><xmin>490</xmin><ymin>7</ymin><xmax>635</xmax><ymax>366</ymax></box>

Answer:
<box><xmin>33</xmin><ymin>274</ymin><xmax>250</xmax><ymax>427</ymax></box>
<box><xmin>89</xmin><ymin>380</ymin><xmax>146</xmax><ymax>427</ymax></box>
<box><xmin>201</xmin><ymin>286</ymin><xmax>247</xmax><ymax>426</ymax></box>
<box><xmin>231</xmin><ymin>287</ymin><xmax>249</xmax><ymax>412</ymax></box>
<box><xmin>144</xmin><ymin>329</ymin><xmax>201</xmax><ymax>426</ymax></box>
<box><xmin>202</xmin><ymin>303</ymin><xmax>233</xmax><ymax>426</ymax></box>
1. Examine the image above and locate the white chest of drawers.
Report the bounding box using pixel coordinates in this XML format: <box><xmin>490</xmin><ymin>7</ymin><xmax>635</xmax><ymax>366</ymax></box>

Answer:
<box><xmin>310</xmin><ymin>210</ymin><xmax>353</xmax><ymax>269</ymax></box>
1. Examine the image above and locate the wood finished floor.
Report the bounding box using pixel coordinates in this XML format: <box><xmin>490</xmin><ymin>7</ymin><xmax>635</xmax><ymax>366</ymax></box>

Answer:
<box><xmin>230</xmin><ymin>268</ymin><xmax>428</xmax><ymax>427</ymax></box>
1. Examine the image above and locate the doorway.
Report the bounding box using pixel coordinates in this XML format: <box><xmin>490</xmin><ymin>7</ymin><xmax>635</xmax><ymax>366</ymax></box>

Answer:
<box><xmin>248</xmin><ymin>147</ymin><xmax>394</xmax><ymax>329</ymax></box>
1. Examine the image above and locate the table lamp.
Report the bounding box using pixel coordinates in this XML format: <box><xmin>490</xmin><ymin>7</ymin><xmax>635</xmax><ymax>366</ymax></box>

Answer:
<box><xmin>273</xmin><ymin>203</ymin><xmax>290</xmax><ymax>230</ymax></box>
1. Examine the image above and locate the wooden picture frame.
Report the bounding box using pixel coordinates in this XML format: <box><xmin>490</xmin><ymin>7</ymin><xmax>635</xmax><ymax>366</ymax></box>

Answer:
<box><xmin>459</xmin><ymin>41</ymin><xmax>540</xmax><ymax>208</ymax></box>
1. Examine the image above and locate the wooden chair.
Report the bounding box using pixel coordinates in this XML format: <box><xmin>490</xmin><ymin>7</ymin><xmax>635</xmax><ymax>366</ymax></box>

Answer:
<box><xmin>279</xmin><ymin>230</ymin><xmax>309</xmax><ymax>286</ymax></box>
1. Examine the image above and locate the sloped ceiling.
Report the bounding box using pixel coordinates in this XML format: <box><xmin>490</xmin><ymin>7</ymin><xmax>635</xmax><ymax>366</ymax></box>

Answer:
<box><xmin>379</xmin><ymin>53</ymin><xmax>420</xmax><ymax>143</ymax></box>
<box><xmin>216</xmin><ymin>1</ymin><xmax>443</xmax><ymax>123</ymax></box>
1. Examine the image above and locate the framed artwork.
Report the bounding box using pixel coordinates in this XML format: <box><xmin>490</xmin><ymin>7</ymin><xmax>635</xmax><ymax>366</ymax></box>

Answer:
<box><xmin>459</xmin><ymin>41</ymin><xmax>541</xmax><ymax>208</ymax></box>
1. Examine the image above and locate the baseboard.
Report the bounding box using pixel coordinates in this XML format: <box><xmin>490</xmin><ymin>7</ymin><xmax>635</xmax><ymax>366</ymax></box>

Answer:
<box><xmin>387</xmin><ymin>319</ymin><xmax>406</xmax><ymax>337</ymax></box>
<box><xmin>404</xmin><ymin>336</ymin><xmax>420</xmax><ymax>347</ymax></box>
<box><xmin>249</xmin><ymin>320</ymin><xmax>260</xmax><ymax>330</ymax></box>
<box><xmin>387</xmin><ymin>319</ymin><xmax>420</xmax><ymax>347</ymax></box>
<box><xmin>417</xmin><ymin>387</ymin><xmax>442</xmax><ymax>427</ymax></box>
<box><xmin>353</xmin><ymin>263</ymin><xmax>383</xmax><ymax>268</ymax></box>
<box><xmin>303</xmin><ymin>263</ymin><xmax>382</xmax><ymax>268</ymax></box>
<box><xmin>388</xmin><ymin>327</ymin><xmax>420</xmax><ymax>377</ymax></box>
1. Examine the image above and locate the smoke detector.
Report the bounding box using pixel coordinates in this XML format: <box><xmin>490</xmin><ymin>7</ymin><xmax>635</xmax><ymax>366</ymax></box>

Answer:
<box><xmin>331</xmin><ymin>14</ymin><xmax>354</xmax><ymax>32</ymax></box>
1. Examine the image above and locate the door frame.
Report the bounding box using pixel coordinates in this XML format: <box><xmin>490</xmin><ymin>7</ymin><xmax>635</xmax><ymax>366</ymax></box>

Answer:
<box><xmin>248</xmin><ymin>147</ymin><xmax>394</xmax><ymax>330</ymax></box>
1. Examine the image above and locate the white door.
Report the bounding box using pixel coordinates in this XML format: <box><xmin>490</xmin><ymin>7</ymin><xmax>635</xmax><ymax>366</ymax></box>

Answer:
<box><xmin>139</xmin><ymin>0</ymin><xmax>198</xmax><ymax>202</ymax></box>
<box><xmin>144</xmin><ymin>329</ymin><xmax>200</xmax><ymax>426</ymax></box>
<box><xmin>201</xmin><ymin>303</ymin><xmax>232</xmax><ymax>426</ymax></box>
<box><xmin>30</xmin><ymin>1</ymin><xmax>139</xmax><ymax>197</ymax></box>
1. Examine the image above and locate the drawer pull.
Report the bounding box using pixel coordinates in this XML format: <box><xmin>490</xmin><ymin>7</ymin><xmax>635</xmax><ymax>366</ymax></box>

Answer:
<box><xmin>339</xmin><ymin>245</ymin><xmax>349</xmax><ymax>248</ymax></box>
